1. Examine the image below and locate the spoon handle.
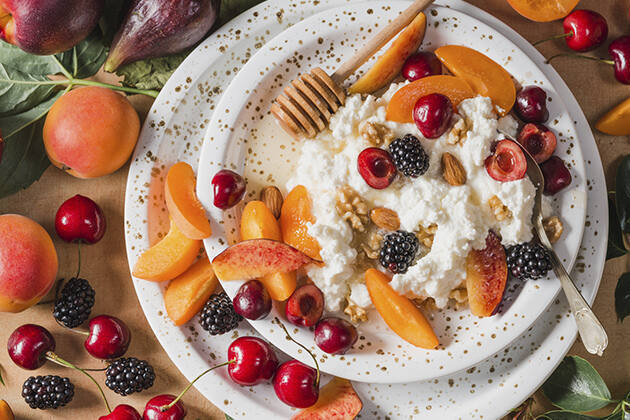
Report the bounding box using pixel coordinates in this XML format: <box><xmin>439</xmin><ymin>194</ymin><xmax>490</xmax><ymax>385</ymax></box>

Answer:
<box><xmin>536</xmin><ymin>224</ymin><xmax>608</xmax><ymax>356</ymax></box>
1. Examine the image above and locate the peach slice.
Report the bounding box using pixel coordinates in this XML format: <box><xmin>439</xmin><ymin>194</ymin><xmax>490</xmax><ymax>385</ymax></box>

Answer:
<box><xmin>595</xmin><ymin>97</ymin><xmax>630</xmax><ymax>136</ymax></box>
<box><xmin>434</xmin><ymin>45</ymin><xmax>516</xmax><ymax>116</ymax></box>
<box><xmin>349</xmin><ymin>12</ymin><xmax>427</xmax><ymax>94</ymax></box>
<box><xmin>507</xmin><ymin>0</ymin><xmax>579</xmax><ymax>22</ymax></box>
<box><xmin>212</xmin><ymin>239</ymin><xmax>315</xmax><ymax>282</ymax></box>
<box><xmin>293</xmin><ymin>377</ymin><xmax>363</xmax><ymax>420</ymax></box>
<box><xmin>132</xmin><ymin>219</ymin><xmax>201</xmax><ymax>282</ymax></box>
<box><xmin>241</xmin><ymin>201</ymin><xmax>297</xmax><ymax>301</ymax></box>
<box><xmin>165</xmin><ymin>162</ymin><xmax>212</xmax><ymax>240</ymax></box>
<box><xmin>164</xmin><ymin>256</ymin><xmax>218</xmax><ymax>326</ymax></box>
<box><xmin>280</xmin><ymin>185</ymin><xmax>322</xmax><ymax>261</ymax></box>
<box><xmin>385</xmin><ymin>75</ymin><xmax>475</xmax><ymax>123</ymax></box>
<box><xmin>465</xmin><ymin>231</ymin><xmax>507</xmax><ymax>317</ymax></box>
<box><xmin>365</xmin><ymin>268</ymin><xmax>438</xmax><ymax>349</ymax></box>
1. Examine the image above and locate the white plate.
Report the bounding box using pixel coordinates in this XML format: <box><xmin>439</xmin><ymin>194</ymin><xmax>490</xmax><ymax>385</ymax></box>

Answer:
<box><xmin>124</xmin><ymin>0</ymin><xmax>606</xmax><ymax>418</ymax></box>
<box><xmin>195</xmin><ymin>2</ymin><xmax>587</xmax><ymax>384</ymax></box>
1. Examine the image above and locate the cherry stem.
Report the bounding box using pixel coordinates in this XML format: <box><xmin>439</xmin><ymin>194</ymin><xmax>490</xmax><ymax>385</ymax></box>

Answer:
<box><xmin>160</xmin><ymin>360</ymin><xmax>235</xmax><ymax>412</ymax></box>
<box><xmin>75</xmin><ymin>242</ymin><xmax>82</xmax><ymax>279</ymax></box>
<box><xmin>45</xmin><ymin>351</ymin><xmax>111</xmax><ymax>413</ymax></box>
<box><xmin>533</xmin><ymin>31</ymin><xmax>571</xmax><ymax>46</ymax></box>
<box><xmin>275</xmin><ymin>317</ymin><xmax>320</xmax><ymax>387</ymax></box>
<box><xmin>546</xmin><ymin>53</ymin><xmax>614</xmax><ymax>65</ymax></box>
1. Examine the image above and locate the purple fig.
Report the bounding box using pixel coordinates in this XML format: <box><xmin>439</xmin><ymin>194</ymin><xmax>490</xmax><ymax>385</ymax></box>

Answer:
<box><xmin>104</xmin><ymin>0</ymin><xmax>220</xmax><ymax>72</ymax></box>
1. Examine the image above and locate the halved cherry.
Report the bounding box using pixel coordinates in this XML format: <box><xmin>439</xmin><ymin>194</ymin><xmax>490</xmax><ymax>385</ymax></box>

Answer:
<box><xmin>485</xmin><ymin>139</ymin><xmax>527</xmax><ymax>182</ymax></box>
<box><xmin>516</xmin><ymin>123</ymin><xmax>557</xmax><ymax>163</ymax></box>
<box><xmin>357</xmin><ymin>148</ymin><xmax>397</xmax><ymax>189</ymax></box>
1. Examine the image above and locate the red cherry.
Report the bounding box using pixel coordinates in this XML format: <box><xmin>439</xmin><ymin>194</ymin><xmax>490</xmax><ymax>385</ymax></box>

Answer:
<box><xmin>99</xmin><ymin>404</ymin><xmax>142</xmax><ymax>420</ymax></box>
<box><xmin>273</xmin><ymin>360</ymin><xmax>319</xmax><ymax>408</ymax></box>
<box><xmin>233</xmin><ymin>280</ymin><xmax>272</xmax><ymax>320</ymax></box>
<box><xmin>84</xmin><ymin>315</ymin><xmax>131</xmax><ymax>360</ymax></box>
<box><xmin>143</xmin><ymin>395</ymin><xmax>186</xmax><ymax>420</ymax></box>
<box><xmin>401</xmin><ymin>51</ymin><xmax>441</xmax><ymax>81</ymax></box>
<box><xmin>517</xmin><ymin>123</ymin><xmax>557</xmax><ymax>163</ymax></box>
<box><xmin>314</xmin><ymin>317</ymin><xmax>358</xmax><ymax>355</ymax></box>
<box><xmin>227</xmin><ymin>336</ymin><xmax>278</xmax><ymax>386</ymax></box>
<box><xmin>541</xmin><ymin>156</ymin><xmax>572</xmax><ymax>195</ymax></box>
<box><xmin>55</xmin><ymin>195</ymin><xmax>106</xmax><ymax>244</ymax></box>
<box><xmin>563</xmin><ymin>10</ymin><xmax>608</xmax><ymax>52</ymax></box>
<box><xmin>7</xmin><ymin>324</ymin><xmax>55</xmax><ymax>370</ymax></box>
<box><xmin>211</xmin><ymin>169</ymin><xmax>246</xmax><ymax>210</ymax></box>
<box><xmin>485</xmin><ymin>139</ymin><xmax>527</xmax><ymax>182</ymax></box>
<box><xmin>515</xmin><ymin>86</ymin><xmax>549</xmax><ymax>123</ymax></box>
<box><xmin>285</xmin><ymin>284</ymin><xmax>324</xmax><ymax>327</ymax></box>
<box><xmin>609</xmin><ymin>36</ymin><xmax>630</xmax><ymax>85</ymax></box>
<box><xmin>413</xmin><ymin>93</ymin><xmax>453</xmax><ymax>139</ymax></box>
<box><xmin>357</xmin><ymin>147</ymin><xmax>397</xmax><ymax>189</ymax></box>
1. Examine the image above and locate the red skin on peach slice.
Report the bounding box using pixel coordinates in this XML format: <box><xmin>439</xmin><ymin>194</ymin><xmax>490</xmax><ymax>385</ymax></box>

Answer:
<box><xmin>212</xmin><ymin>239</ymin><xmax>315</xmax><ymax>281</ymax></box>
<box><xmin>292</xmin><ymin>377</ymin><xmax>363</xmax><ymax>420</ymax></box>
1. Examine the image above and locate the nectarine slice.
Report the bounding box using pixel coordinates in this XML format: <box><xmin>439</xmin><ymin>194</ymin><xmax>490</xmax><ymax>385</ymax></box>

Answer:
<box><xmin>293</xmin><ymin>377</ymin><xmax>363</xmax><ymax>420</ymax></box>
<box><xmin>164</xmin><ymin>256</ymin><xmax>218</xmax><ymax>326</ymax></box>
<box><xmin>241</xmin><ymin>201</ymin><xmax>297</xmax><ymax>301</ymax></box>
<box><xmin>165</xmin><ymin>162</ymin><xmax>212</xmax><ymax>240</ymax></box>
<box><xmin>385</xmin><ymin>75</ymin><xmax>475</xmax><ymax>123</ymax></box>
<box><xmin>465</xmin><ymin>231</ymin><xmax>507</xmax><ymax>317</ymax></box>
<box><xmin>507</xmin><ymin>0</ymin><xmax>579</xmax><ymax>22</ymax></box>
<box><xmin>0</xmin><ymin>400</ymin><xmax>14</xmax><ymax>420</ymax></box>
<box><xmin>435</xmin><ymin>45</ymin><xmax>516</xmax><ymax>116</ymax></box>
<box><xmin>212</xmin><ymin>239</ymin><xmax>315</xmax><ymax>282</ymax></box>
<box><xmin>132</xmin><ymin>219</ymin><xmax>201</xmax><ymax>282</ymax></box>
<box><xmin>595</xmin><ymin>97</ymin><xmax>630</xmax><ymax>136</ymax></box>
<box><xmin>280</xmin><ymin>185</ymin><xmax>322</xmax><ymax>261</ymax></box>
<box><xmin>365</xmin><ymin>269</ymin><xmax>438</xmax><ymax>349</ymax></box>
<box><xmin>349</xmin><ymin>12</ymin><xmax>427</xmax><ymax>94</ymax></box>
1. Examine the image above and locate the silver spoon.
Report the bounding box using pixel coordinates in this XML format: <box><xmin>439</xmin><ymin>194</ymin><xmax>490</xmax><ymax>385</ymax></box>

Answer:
<box><xmin>501</xmin><ymin>132</ymin><xmax>608</xmax><ymax>356</ymax></box>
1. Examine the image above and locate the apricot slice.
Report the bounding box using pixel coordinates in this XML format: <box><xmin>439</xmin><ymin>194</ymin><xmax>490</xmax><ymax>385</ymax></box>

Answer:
<box><xmin>165</xmin><ymin>162</ymin><xmax>212</xmax><ymax>240</ymax></box>
<box><xmin>349</xmin><ymin>12</ymin><xmax>427</xmax><ymax>94</ymax></box>
<box><xmin>434</xmin><ymin>45</ymin><xmax>516</xmax><ymax>116</ymax></box>
<box><xmin>132</xmin><ymin>219</ymin><xmax>201</xmax><ymax>282</ymax></box>
<box><xmin>212</xmin><ymin>239</ymin><xmax>315</xmax><ymax>282</ymax></box>
<box><xmin>280</xmin><ymin>185</ymin><xmax>322</xmax><ymax>261</ymax></box>
<box><xmin>385</xmin><ymin>75</ymin><xmax>475</xmax><ymax>123</ymax></box>
<box><xmin>506</xmin><ymin>0</ymin><xmax>579</xmax><ymax>22</ymax></box>
<box><xmin>595</xmin><ymin>97</ymin><xmax>630</xmax><ymax>136</ymax></box>
<box><xmin>465</xmin><ymin>231</ymin><xmax>507</xmax><ymax>317</ymax></box>
<box><xmin>293</xmin><ymin>377</ymin><xmax>363</xmax><ymax>420</ymax></box>
<box><xmin>241</xmin><ymin>201</ymin><xmax>297</xmax><ymax>301</ymax></box>
<box><xmin>0</xmin><ymin>400</ymin><xmax>14</xmax><ymax>420</ymax></box>
<box><xmin>164</xmin><ymin>256</ymin><xmax>218</xmax><ymax>326</ymax></box>
<box><xmin>365</xmin><ymin>268</ymin><xmax>438</xmax><ymax>349</ymax></box>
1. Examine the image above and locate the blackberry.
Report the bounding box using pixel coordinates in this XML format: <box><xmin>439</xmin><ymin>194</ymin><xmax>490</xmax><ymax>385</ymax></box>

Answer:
<box><xmin>506</xmin><ymin>242</ymin><xmax>553</xmax><ymax>280</ymax></box>
<box><xmin>105</xmin><ymin>357</ymin><xmax>155</xmax><ymax>396</ymax></box>
<box><xmin>22</xmin><ymin>375</ymin><xmax>74</xmax><ymax>409</ymax></box>
<box><xmin>53</xmin><ymin>278</ymin><xmax>95</xmax><ymax>328</ymax></box>
<box><xmin>389</xmin><ymin>134</ymin><xmax>430</xmax><ymax>177</ymax></box>
<box><xmin>379</xmin><ymin>230</ymin><xmax>419</xmax><ymax>274</ymax></box>
<box><xmin>199</xmin><ymin>292</ymin><xmax>242</xmax><ymax>335</ymax></box>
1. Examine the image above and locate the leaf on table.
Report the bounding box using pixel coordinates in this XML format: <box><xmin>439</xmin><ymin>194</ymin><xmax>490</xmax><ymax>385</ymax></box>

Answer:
<box><xmin>0</xmin><ymin>365</ymin><xmax>4</xmax><ymax>386</ymax></box>
<box><xmin>542</xmin><ymin>355</ymin><xmax>614</xmax><ymax>412</ymax></box>
<box><xmin>615</xmin><ymin>273</ymin><xmax>630</xmax><ymax>322</ymax></box>
<box><xmin>56</xmin><ymin>30</ymin><xmax>109</xmax><ymax>79</ymax></box>
<box><xmin>225</xmin><ymin>415</ymin><xmax>234</xmax><ymax>420</ymax></box>
<box><xmin>116</xmin><ymin>51</ymin><xmax>190</xmax><ymax>91</ymax></box>
<box><xmin>539</xmin><ymin>411</ymin><xmax>618</xmax><ymax>420</ymax></box>
<box><xmin>607</xmin><ymin>198</ymin><xmax>627</xmax><ymax>260</ymax></box>
<box><xmin>218</xmin><ymin>0</ymin><xmax>265</xmax><ymax>26</ymax></box>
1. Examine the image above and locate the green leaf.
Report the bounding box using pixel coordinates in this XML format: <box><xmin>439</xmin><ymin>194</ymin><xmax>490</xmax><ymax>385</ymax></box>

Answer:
<box><xmin>225</xmin><ymin>415</ymin><xmax>234</xmax><ymax>420</ymax></box>
<box><xmin>616</xmin><ymin>155</ymin><xmax>630</xmax><ymax>237</ymax></box>
<box><xmin>542</xmin><ymin>356</ymin><xmax>614</xmax><ymax>412</ymax></box>
<box><xmin>116</xmin><ymin>51</ymin><xmax>189</xmax><ymax>91</ymax></box>
<box><xmin>56</xmin><ymin>31</ymin><xmax>109</xmax><ymax>79</ymax></box>
<box><xmin>218</xmin><ymin>0</ymin><xmax>265</xmax><ymax>26</ymax></box>
<box><xmin>0</xmin><ymin>365</ymin><xmax>4</xmax><ymax>386</ymax></box>
<box><xmin>539</xmin><ymin>411</ymin><xmax>604</xmax><ymax>420</ymax></box>
<box><xmin>615</xmin><ymin>273</ymin><xmax>630</xmax><ymax>322</ymax></box>
<box><xmin>607</xmin><ymin>198</ymin><xmax>627</xmax><ymax>260</ymax></box>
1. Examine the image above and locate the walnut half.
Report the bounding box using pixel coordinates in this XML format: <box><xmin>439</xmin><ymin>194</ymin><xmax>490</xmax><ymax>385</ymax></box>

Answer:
<box><xmin>344</xmin><ymin>299</ymin><xmax>368</xmax><ymax>323</ymax></box>
<box><xmin>359</xmin><ymin>121</ymin><xmax>394</xmax><ymax>146</ymax></box>
<box><xmin>488</xmin><ymin>195</ymin><xmax>512</xmax><ymax>221</ymax></box>
<box><xmin>416</xmin><ymin>224</ymin><xmax>438</xmax><ymax>249</ymax></box>
<box><xmin>543</xmin><ymin>216</ymin><xmax>563</xmax><ymax>243</ymax></box>
<box><xmin>336</xmin><ymin>185</ymin><xmax>369</xmax><ymax>232</ymax></box>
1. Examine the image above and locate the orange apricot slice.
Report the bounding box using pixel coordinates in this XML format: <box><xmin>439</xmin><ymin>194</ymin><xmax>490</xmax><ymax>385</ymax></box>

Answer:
<box><xmin>385</xmin><ymin>75</ymin><xmax>475</xmax><ymax>123</ymax></box>
<box><xmin>506</xmin><ymin>0</ymin><xmax>579</xmax><ymax>22</ymax></box>
<box><xmin>132</xmin><ymin>219</ymin><xmax>201</xmax><ymax>282</ymax></box>
<box><xmin>280</xmin><ymin>185</ymin><xmax>322</xmax><ymax>261</ymax></box>
<box><xmin>365</xmin><ymin>268</ymin><xmax>438</xmax><ymax>349</ymax></box>
<box><xmin>465</xmin><ymin>231</ymin><xmax>507</xmax><ymax>317</ymax></box>
<box><xmin>293</xmin><ymin>377</ymin><xmax>363</xmax><ymax>420</ymax></box>
<box><xmin>164</xmin><ymin>256</ymin><xmax>218</xmax><ymax>326</ymax></box>
<box><xmin>435</xmin><ymin>45</ymin><xmax>516</xmax><ymax>116</ymax></box>
<box><xmin>0</xmin><ymin>400</ymin><xmax>14</xmax><ymax>420</ymax></box>
<box><xmin>165</xmin><ymin>162</ymin><xmax>212</xmax><ymax>240</ymax></box>
<box><xmin>595</xmin><ymin>97</ymin><xmax>630</xmax><ymax>136</ymax></box>
<box><xmin>241</xmin><ymin>201</ymin><xmax>297</xmax><ymax>301</ymax></box>
<box><xmin>349</xmin><ymin>12</ymin><xmax>427</xmax><ymax>94</ymax></box>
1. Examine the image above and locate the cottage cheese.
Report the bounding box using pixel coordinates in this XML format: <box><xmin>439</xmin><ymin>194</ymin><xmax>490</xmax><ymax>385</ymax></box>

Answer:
<box><xmin>286</xmin><ymin>84</ymin><xmax>535</xmax><ymax>311</ymax></box>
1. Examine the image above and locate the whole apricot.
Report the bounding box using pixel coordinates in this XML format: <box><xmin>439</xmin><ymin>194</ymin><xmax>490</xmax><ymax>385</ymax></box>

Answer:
<box><xmin>0</xmin><ymin>215</ymin><xmax>58</xmax><ymax>313</ymax></box>
<box><xmin>43</xmin><ymin>86</ymin><xmax>140</xmax><ymax>179</ymax></box>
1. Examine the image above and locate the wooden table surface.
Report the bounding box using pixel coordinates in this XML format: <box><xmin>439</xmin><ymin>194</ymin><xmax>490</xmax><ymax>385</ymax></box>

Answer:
<box><xmin>1</xmin><ymin>1</ymin><xmax>629</xmax><ymax>419</ymax></box>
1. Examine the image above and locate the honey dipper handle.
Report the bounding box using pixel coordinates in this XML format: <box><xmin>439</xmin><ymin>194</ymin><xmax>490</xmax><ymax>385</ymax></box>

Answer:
<box><xmin>331</xmin><ymin>0</ymin><xmax>435</xmax><ymax>84</ymax></box>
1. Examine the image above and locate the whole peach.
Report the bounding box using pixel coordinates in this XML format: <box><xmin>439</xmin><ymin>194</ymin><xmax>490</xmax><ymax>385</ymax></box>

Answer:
<box><xmin>0</xmin><ymin>214</ymin><xmax>58</xmax><ymax>313</ymax></box>
<box><xmin>43</xmin><ymin>87</ymin><xmax>140</xmax><ymax>179</ymax></box>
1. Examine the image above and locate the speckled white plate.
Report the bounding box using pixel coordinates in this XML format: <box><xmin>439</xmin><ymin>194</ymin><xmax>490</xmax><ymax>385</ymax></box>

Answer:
<box><xmin>194</xmin><ymin>2</ymin><xmax>587</xmax><ymax>384</ymax></box>
<box><xmin>124</xmin><ymin>0</ymin><xmax>606</xmax><ymax>418</ymax></box>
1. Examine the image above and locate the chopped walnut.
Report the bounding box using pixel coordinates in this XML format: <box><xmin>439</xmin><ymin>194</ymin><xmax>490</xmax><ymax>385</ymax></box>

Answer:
<box><xmin>543</xmin><ymin>216</ymin><xmax>563</xmax><ymax>243</ymax></box>
<box><xmin>449</xmin><ymin>288</ymin><xmax>468</xmax><ymax>310</ymax></box>
<box><xmin>416</xmin><ymin>224</ymin><xmax>438</xmax><ymax>248</ymax></box>
<box><xmin>361</xmin><ymin>231</ymin><xmax>382</xmax><ymax>259</ymax></box>
<box><xmin>336</xmin><ymin>185</ymin><xmax>369</xmax><ymax>232</ymax></box>
<box><xmin>359</xmin><ymin>121</ymin><xmax>394</xmax><ymax>146</ymax></box>
<box><xmin>344</xmin><ymin>299</ymin><xmax>368</xmax><ymax>323</ymax></box>
<box><xmin>446</xmin><ymin>116</ymin><xmax>469</xmax><ymax>145</ymax></box>
<box><xmin>488</xmin><ymin>195</ymin><xmax>512</xmax><ymax>221</ymax></box>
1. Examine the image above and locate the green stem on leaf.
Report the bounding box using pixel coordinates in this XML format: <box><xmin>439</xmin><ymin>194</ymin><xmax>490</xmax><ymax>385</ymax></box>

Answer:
<box><xmin>51</xmin><ymin>55</ymin><xmax>74</xmax><ymax>81</ymax></box>
<box><xmin>275</xmin><ymin>317</ymin><xmax>320</xmax><ymax>387</ymax></box>
<box><xmin>0</xmin><ymin>77</ymin><xmax>159</xmax><ymax>98</ymax></box>
<box><xmin>533</xmin><ymin>32</ymin><xmax>572</xmax><ymax>47</ymax></box>
<box><xmin>546</xmin><ymin>53</ymin><xmax>615</xmax><ymax>65</ymax></box>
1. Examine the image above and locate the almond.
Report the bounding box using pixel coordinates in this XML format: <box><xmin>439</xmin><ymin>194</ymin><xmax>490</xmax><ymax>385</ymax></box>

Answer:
<box><xmin>369</xmin><ymin>207</ymin><xmax>400</xmax><ymax>231</ymax></box>
<box><xmin>260</xmin><ymin>186</ymin><xmax>283</xmax><ymax>219</ymax></box>
<box><xmin>442</xmin><ymin>152</ymin><xmax>466</xmax><ymax>186</ymax></box>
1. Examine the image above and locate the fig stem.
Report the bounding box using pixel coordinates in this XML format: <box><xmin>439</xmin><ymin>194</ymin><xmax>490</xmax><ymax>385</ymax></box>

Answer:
<box><xmin>546</xmin><ymin>53</ymin><xmax>614</xmax><ymax>65</ymax></box>
<box><xmin>533</xmin><ymin>32</ymin><xmax>571</xmax><ymax>46</ymax></box>
<box><xmin>160</xmin><ymin>360</ymin><xmax>235</xmax><ymax>412</ymax></box>
<box><xmin>275</xmin><ymin>318</ymin><xmax>320</xmax><ymax>387</ymax></box>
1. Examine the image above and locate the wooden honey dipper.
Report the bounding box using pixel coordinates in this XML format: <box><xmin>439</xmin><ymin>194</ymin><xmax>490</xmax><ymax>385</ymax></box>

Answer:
<box><xmin>271</xmin><ymin>0</ymin><xmax>435</xmax><ymax>139</ymax></box>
